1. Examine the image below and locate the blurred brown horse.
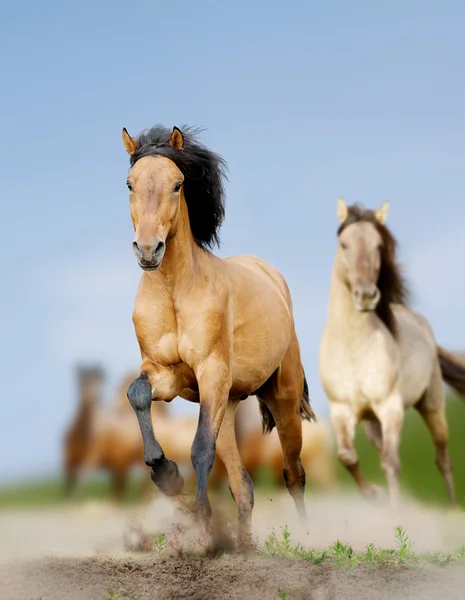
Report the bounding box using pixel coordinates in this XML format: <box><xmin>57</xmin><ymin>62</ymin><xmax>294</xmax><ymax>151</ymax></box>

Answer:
<box><xmin>63</xmin><ymin>365</ymin><xmax>105</xmax><ymax>496</ymax></box>
<box><xmin>122</xmin><ymin>124</ymin><xmax>314</xmax><ymax>546</ymax></box>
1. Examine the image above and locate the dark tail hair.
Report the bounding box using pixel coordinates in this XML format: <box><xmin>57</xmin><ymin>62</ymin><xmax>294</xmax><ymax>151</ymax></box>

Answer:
<box><xmin>438</xmin><ymin>346</ymin><xmax>465</xmax><ymax>398</ymax></box>
<box><xmin>258</xmin><ymin>369</ymin><xmax>316</xmax><ymax>434</ymax></box>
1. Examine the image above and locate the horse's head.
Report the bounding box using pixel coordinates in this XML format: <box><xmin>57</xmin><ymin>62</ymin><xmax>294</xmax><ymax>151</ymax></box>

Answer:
<box><xmin>336</xmin><ymin>198</ymin><xmax>390</xmax><ymax>312</ymax></box>
<box><xmin>122</xmin><ymin>127</ymin><xmax>185</xmax><ymax>271</ymax></box>
<box><xmin>76</xmin><ymin>365</ymin><xmax>105</xmax><ymax>407</ymax></box>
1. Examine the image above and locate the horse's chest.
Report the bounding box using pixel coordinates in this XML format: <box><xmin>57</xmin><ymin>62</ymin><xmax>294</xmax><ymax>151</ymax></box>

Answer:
<box><xmin>320</xmin><ymin>332</ymin><xmax>396</xmax><ymax>407</ymax></box>
<box><xmin>156</xmin><ymin>332</ymin><xmax>181</xmax><ymax>364</ymax></box>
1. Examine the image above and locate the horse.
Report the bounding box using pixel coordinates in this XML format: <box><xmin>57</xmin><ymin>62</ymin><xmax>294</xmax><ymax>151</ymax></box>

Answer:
<box><xmin>319</xmin><ymin>198</ymin><xmax>465</xmax><ymax>506</ymax></box>
<box><xmin>63</xmin><ymin>365</ymin><xmax>105</xmax><ymax>497</ymax></box>
<box><xmin>235</xmin><ymin>397</ymin><xmax>337</xmax><ymax>491</ymax></box>
<box><xmin>121</xmin><ymin>124</ymin><xmax>314</xmax><ymax>546</ymax></box>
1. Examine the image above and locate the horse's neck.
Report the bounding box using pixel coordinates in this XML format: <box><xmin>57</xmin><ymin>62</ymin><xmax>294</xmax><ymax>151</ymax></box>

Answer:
<box><xmin>72</xmin><ymin>398</ymin><xmax>97</xmax><ymax>441</ymax></box>
<box><xmin>326</xmin><ymin>268</ymin><xmax>378</xmax><ymax>339</ymax></box>
<box><xmin>154</xmin><ymin>197</ymin><xmax>204</xmax><ymax>293</ymax></box>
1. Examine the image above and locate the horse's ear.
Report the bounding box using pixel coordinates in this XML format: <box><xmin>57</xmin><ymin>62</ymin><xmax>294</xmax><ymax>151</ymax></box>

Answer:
<box><xmin>375</xmin><ymin>201</ymin><xmax>389</xmax><ymax>225</ymax></box>
<box><xmin>337</xmin><ymin>197</ymin><xmax>349</xmax><ymax>223</ymax></box>
<box><xmin>169</xmin><ymin>126</ymin><xmax>184</xmax><ymax>151</ymax></box>
<box><xmin>122</xmin><ymin>128</ymin><xmax>139</xmax><ymax>155</ymax></box>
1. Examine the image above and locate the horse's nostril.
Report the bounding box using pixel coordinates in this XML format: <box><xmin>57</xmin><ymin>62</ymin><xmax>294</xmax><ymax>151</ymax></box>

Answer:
<box><xmin>132</xmin><ymin>241</ymin><xmax>140</xmax><ymax>253</ymax></box>
<box><xmin>154</xmin><ymin>241</ymin><xmax>165</xmax><ymax>255</ymax></box>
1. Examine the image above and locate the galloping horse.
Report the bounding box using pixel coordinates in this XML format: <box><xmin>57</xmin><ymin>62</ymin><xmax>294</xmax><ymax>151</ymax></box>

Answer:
<box><xmin>319</xmin><ymin>199</ymin><xmax>465</xmax><ymax>506</ymax></box>
<box><xmin>121</xmin><ymin>125</ymin><xmax>314</xmax><ymax>545</ymax></box>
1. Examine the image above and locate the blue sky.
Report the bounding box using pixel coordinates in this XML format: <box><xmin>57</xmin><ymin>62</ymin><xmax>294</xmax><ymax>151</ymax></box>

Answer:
<box><xmin>1</xmin><ymin>0</ymin><xmax>465</xmax><ymax>481</ymax></box>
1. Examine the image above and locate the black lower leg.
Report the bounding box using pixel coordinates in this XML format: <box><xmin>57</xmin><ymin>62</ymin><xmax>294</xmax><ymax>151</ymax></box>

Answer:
<box><xmin>127</xmin><ymin>373</ymin><xmax>184</xmax><ymax>496</ymax></box>
<box><xmin>191</xmin><ymin>405</ymin><xmax>216</xmax><ymax>519</ymax></box>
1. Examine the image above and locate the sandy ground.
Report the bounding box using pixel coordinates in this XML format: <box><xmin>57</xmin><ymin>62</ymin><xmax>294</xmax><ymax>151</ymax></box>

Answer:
<box><xmin>1</xmin><ymin>491</ymin><xmax>465</xmax><ymax>599</ymax></box>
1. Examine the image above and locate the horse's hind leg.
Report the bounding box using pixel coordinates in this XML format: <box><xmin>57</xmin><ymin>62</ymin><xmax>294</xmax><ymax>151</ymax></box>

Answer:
<box><xmin>415</xmin><ymin>368</ymin><xmax>456</xmax><ymax>506</ymax></box>
<box><xmin>258</xmin><ymin>344</ymin><xmax>308</xmax><ymax>524</ymax></box>
<box><xmin>216</xmin><ymin>399</ymin><xmax>254</xmax><ymax>548</ymax></box>
<box><xmin>267</xmin><ymin>400</ymin><xmax>307</xmax><ymax>524</ymax></box>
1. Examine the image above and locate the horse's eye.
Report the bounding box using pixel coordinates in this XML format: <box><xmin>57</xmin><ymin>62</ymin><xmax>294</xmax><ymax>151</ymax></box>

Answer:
<box><xmin>126</xmin><ymin>181</ymin><xmax>133</xmax><ymax>192</ymax></box>
<box><xmin>173</xmin><ymin>182</ymin><xmax>183</xmax><ymax>193</ymax></box>
<box><xmin>341</xmin><ymin>242</ymin><xmax>348</xmax><ymax>250</ymax></box>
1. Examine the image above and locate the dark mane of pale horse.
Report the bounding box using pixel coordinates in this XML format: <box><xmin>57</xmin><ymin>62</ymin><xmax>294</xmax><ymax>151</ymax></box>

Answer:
<box><xmin>337</xmin><ymin>204</ymin><xmax>409</xmax><ymax>336</ymax></box>
<box><xmin>129</xmin><ymin>125</ymin><xmax>228</xmax><ymax>250</ymax></box>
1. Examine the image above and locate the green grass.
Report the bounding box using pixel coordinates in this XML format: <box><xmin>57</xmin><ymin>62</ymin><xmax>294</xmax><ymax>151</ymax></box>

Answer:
<box><xmin>261</xmin><ymin>524</ymin><xmax>465</xmax><ymax>569</ymax></box>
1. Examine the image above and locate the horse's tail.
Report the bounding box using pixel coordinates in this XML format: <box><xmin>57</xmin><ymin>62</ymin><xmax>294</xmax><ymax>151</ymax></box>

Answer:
<box><xmin>438</xmin><ymin>346</ymin><xmax>465</xmax><ymax>398</ymax></box>
<box><xmin>258</xmin><ymin>368</ymin><xmax>316</xmax><ymax>434</ymax></box>
<box><xmin>301</xmin><ymin>370</ymin><xmax>316</xmax><ymax>422</ymax></box>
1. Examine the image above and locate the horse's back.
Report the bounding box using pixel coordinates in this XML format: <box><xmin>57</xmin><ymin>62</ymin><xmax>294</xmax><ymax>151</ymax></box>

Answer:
<box><xmin>225</xmin><ymin>254</ymin><xmax>292</xmax><ymax>307</ymax></box>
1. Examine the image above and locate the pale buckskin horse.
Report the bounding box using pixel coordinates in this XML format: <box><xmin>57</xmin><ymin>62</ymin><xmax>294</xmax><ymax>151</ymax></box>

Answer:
<box><xmin>121</xmin><ymin>124</ymin><xmax>314</xmax><ymax>546</ymax></box>
<box><xmin>319</xmin><ymin>199</ymin><xmax>465</xmax><ymax>506</ymax></box>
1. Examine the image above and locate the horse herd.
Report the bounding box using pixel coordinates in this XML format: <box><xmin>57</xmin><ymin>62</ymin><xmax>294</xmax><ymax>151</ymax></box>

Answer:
<box><xmin>65</xmin><ymin>124</ymin><xmax>465</xmax><ymax>549</ymax></box>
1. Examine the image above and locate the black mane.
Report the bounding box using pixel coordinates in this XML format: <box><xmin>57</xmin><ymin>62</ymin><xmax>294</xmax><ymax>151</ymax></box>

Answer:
<box><xmin>338</xmin><ymin>204</ymin><xmax>409</xmax><ymax>336</ymax></box>
<box><xmin>129</xmin><ymin>125</ymin><xmax>228</xmax><ymax>250</ymax></box>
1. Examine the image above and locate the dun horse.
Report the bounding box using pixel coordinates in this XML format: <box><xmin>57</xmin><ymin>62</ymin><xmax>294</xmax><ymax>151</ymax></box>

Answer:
<box><xmin>319</xmin><ymin>199</ymin><xmax>465</xmax><ymax>506</ymax></box>
<box><xmin>121</xmin><ymin>125</ymin><xmax>314</xmax><ymax>546</ymax></box>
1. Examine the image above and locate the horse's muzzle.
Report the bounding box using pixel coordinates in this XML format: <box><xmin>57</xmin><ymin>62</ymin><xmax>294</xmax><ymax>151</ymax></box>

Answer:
<box><xmin>133</xmin><ymin>239</ymin><xmax>166</xmax><ymax>270</ymax></box>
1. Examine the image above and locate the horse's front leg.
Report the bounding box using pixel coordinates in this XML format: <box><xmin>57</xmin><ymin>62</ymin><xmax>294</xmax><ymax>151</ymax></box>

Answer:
<box><xmin>127</xmin><ymin>372</ymin><xmax>184</xmax><ymax>496</ymax></box>
<box><xmin>191</xmin><ymin>361</ymin><xmax>231</xmax><ymax>523</ymax></box>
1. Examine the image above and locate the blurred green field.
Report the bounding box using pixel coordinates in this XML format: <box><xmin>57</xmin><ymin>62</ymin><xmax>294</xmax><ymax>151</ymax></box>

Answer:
<box><xmin>1</xmin><ymin>394</ymin><xmax>464</xmax><ymax>510</ymax></box>
<box><xmin>0</xmin><ymin>474</ymin><xmax>145</xmax><ymax>509</ymax></box>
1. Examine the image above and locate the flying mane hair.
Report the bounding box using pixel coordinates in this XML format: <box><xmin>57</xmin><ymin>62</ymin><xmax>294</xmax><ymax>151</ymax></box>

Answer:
<box><xmin>129</xmin><ymin>125</ymin><xmax>228</xmax><ymax>250</ymax></box>
<box><xmin>337</xmin><ymin>204</ymin><xmax>409</xmax><ymax>336</ymax></box>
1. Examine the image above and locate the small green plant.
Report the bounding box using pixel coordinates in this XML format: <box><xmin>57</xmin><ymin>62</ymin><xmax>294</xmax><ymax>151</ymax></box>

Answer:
<box><xmin>105</xmin><ymin>587</ymin><xmax>121</xmax><ymax>600</ymax></box>
<box><xmin>330</xmin><ymin>540</ymin><xmax>354</xmax><ymax>566</ymax></box>
<box><xmin>264</xmin><ymin>526</ymin><xmax>303</xmax><ymax>558</ymax></box>
<box><xmin>154</xmin><ymin>532</ymin><xmax>167</xmax><ymax>554</ymax></box>
<box><xmin>457</xmin><ymin>546</ymin><xmax>465</xmax><ymax>561</ymax></box>
<box><xmin>425</xmin><ymin>551</ymin><xmax>454</xmax><ymax>567</ymax></box>
<box><xmin>394</xmin><ymin>524</ymin><xmax>410</xmax><ymax>561</ymax></box>
<box><xmin>276</xmin><ymin>588</ymin><xmax>305</xmax><ymax>600</ymax></box>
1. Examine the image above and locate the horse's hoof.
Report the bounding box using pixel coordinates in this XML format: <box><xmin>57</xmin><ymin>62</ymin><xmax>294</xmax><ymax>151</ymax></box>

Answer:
<box><xmin>362</xmin><ymin>483</ymin><xmax>386</xmax><ymax>504</ymax></box>
<box><xmin>237</xmin><ymin>532</ymin><xmax>255</xmax><ymax>553</ymax></box>
<box><xmin>151</xmin><ymin>460</ymin><xmax>184</xmax><ymax>496</ymax></box>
